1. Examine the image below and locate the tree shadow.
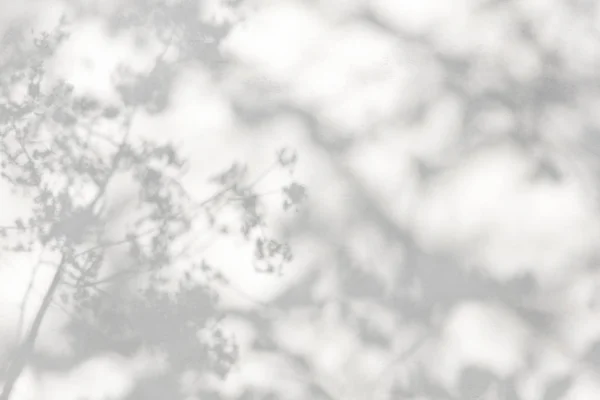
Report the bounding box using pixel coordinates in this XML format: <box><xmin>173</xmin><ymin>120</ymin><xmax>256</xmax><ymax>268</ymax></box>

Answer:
<box><xmin>0</xmin><ymin>1</ymin><xmax>303</xmax><ymax>399</ymax></box>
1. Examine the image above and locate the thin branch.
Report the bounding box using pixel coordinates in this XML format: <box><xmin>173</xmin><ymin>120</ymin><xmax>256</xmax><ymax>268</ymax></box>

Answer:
<box><xmin>0</xmin><ymin>253</ymin><xmax>66</xmax><ymax>400</ymax></box>
<box><xmin>66</xmin><ymin>267</ymin><xmax>142</xmax><ymax>289</ymax></box>
<box><xmin>16</xmin><ymin>247</ymin><xmax>47</xmax><ymax>342</ymax></box>
<box><xmin>245</xmin><ymin>161</ymin><xmax>279</xmax><ymax>189</ymax></box>
<box><xmin>0</xmin><ymin>225</ymin><xmax>32</xmax><ymax>231</ymax></box>
<box><xmin>88</xmin><ymin>109</ymin><xmax>136</xmax><ymax>212</ymax></box>
<box><xmin>14</xmin><ymin>124</ymin><xmax>41</xmax><ymax>185</ymax></box>
<box><xmin>367</xmin><ymin>331</ymin><xmax>432</xmax><ymax>399</ymax></box>
<box><xmin>73</xmin><ymin>159</ymin><xmax>281</xmax><ymax>260</ymax></box>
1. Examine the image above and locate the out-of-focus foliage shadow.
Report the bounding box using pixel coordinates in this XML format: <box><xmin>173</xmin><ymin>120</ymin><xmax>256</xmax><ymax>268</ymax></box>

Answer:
<box><xmin>209</xmin><ymin>1</ymin><xmax>600</xmax><ymax>399</ymax></box>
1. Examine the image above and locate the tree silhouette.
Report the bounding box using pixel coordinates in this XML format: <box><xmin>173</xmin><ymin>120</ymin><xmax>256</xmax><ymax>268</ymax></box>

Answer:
<box><xmin>0</xmin><ymin>3</ymin><xmax>305</xmax><ymax>399</ymax></box>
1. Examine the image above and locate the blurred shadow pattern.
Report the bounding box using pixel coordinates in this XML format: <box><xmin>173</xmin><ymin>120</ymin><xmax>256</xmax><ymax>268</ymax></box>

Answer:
<box><xmin>2</xmin><ymin>0</ymin><xmax>600</xmax><ymax>400</ymax></box>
